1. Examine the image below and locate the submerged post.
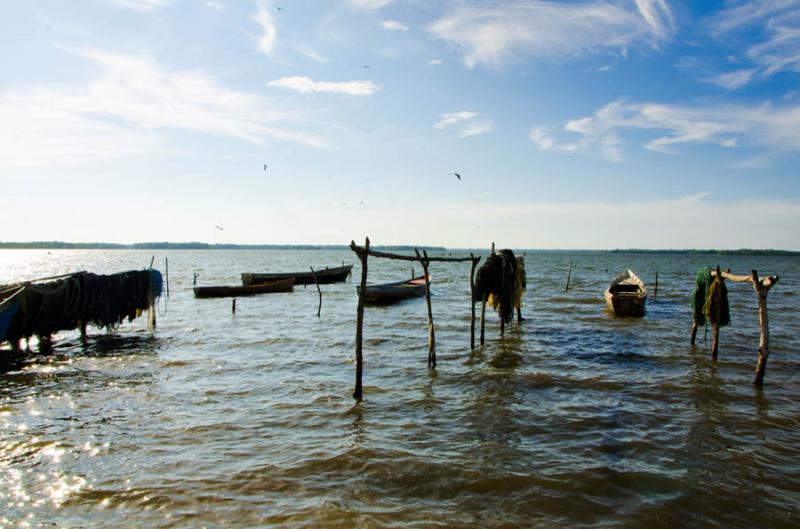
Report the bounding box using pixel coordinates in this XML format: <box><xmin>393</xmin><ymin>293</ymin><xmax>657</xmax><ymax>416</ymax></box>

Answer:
<box><xmin>310</xmin><ymin>267</ymin><xmax>322</xmax><ymax>317</ymax></box>
<box><xmin>232</xmin><ymin>298</ymin><xmax>236</xmax><ymax>315</ymax></box>
<box><xmin>352</xmin><ymin>237</ymin><xmax>369</xmax><ymax>400</ymax></box>
<box><xmin>654</xmin><ymin>271</ymin><xmax>659</xmax><ymax>298</ymax></box>
<box><xmin>470</xmin><ymin>254</ymin><xmax>478</xmax><ymax>350</ymax></box>
<box><xmin>752</xmin><ymin>269</ymin><xmax>779</xmax><ymax>385</ymax></box>
<box><xmin>565</xmin><ymin>262</ymin><xmax>573</xmax><ymax>292</ymax></box>
<box><xmin>417</xmin><ymin>249</ymin><xmax>435</xmax><ymax>368</ymax></box>
<box><xmin>165</xmin><ymin>257</ymin><xmax>170</xmax><ymax>299</ymax></box>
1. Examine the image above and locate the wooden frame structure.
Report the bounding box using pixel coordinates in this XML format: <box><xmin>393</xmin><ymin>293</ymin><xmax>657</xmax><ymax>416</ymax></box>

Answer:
<box><xmin>690</xmin><ymin>267</ymin><xmax>779</xmax><ymax>385</ymax></box>
<box><xmin>349</xmin><ymin>237</ymin><xmax>480</xmax><ymax>400</ymax></box>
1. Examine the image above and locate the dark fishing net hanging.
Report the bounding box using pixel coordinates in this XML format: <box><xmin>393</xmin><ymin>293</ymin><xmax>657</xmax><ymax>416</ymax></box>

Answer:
<box><xmin>475</xmin><ymin>249</ymin><xmax>518</xmax><ymax>324</ymax></box>
<box><xmin>704</xmin><ymin>275</ymin><xmax>731</xmax><ymax>328</ymax></box>
<box><xmin>2</xmin><ymin>269</ymin><xmax>163</xmax><ymax>344</ymax></box>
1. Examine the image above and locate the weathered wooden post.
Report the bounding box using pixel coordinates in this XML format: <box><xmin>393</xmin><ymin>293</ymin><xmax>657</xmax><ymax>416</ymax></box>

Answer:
<box><xmin>165</xmin><ymin>257</ymin><xmax>170</xmax><ymax>299</ymax></box>
<box><xmin>310</xmin><ymin>267</ymin><xmax>322</xmax><ymax>317</ymax></box>
<box><xmin>565</xmin><ymin>262</ymin><xmax>573</xmax><ymax>292</ymax></box>
<box><xmin>232</xmin><ymin>298</ymin><xmax>236</xmax><ymax>315</ymax></box>
<box><xmin>710</xmin><ymin>265</ymin><xmax>723</xmax><ymax>360</ymax></box>
<box><xmin>752</xmin><ymin>269</ymin><xmax>779</xmax><ymax>385</ymax></box>
<box><xmin>416</xmin><ymin>249</ymin><xmax>435</xmax><ymax>368</ymax></box>
<box><xmin>352</xmin><ymin>237</ymin><xmax>369</xmax><ymax>400</ymax></box>
<box><xmin>654</xmin><ymin>271</ymin><xmax>659</xmax><ymax>298</ymax></box>
<box><xmin>470</xmin><ymin>254</ymin><xmax>478</xmax><ymax>350</ymax></box>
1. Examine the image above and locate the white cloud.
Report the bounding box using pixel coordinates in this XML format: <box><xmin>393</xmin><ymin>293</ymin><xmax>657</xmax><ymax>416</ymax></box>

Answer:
<box><xmin>707</xmin><ymin>68</ymin><xmax>757</xmax><ymax>90</ymax></box>
<box><xmin>299</xmin><ymin>48</ymin><xmax>329</xmax><ymax>63</ymax></box>
<box><xmin>710</xmin><ymin>0</ymin><xmax>800</xmax><ymax>88</ymax></box>
<box><xmin>348</xmin><ymin>0</ymin><xmax>393</xmax><ymax>10</ymax></box>
<box><xmin>0</xmin><ymin>48</ymin><xmax>330</xmax><ymax>169</ymax></box>
<box><xmin>429</xmin><ymin>59</ymin><xmax>443</xmax><ymax>66</ymax></box>
<box><xmin>434</xmin><ymin>111</ymin><xmax>477</xmax><ymax>129</ymax></box>
<box><xmin>206</xmin><ymin>1</ymin><xmax>224</xmax><ymax>10</ymax></box>
<box><xmin>268</xmin><ymin>76</ymin><xmax>380</xmax><ymax>95</ymax></box>
<box><xmin>252</xmin><ymin>0</ymin><xmax>277</xmax><ymax>56</ymax></box>
<box><xmin>111</xmin><ymin>0</ymin><xmax>171</xmax><ymax>11</ymax></box>
<box><xmin>459</xmin><ymin>120</ymin><xmax>493</xmax><ymax>138</ymax></box>
<box><xmin>428</xmin><ymin>0</ymin><xmax>675</xmax><ymax>68</ymax></box>
<box><xmin>382</xmin><ymin>20</ymin><xmax>409</xmax><ymax>33</ymax></box>
<box><xmin>435</xmin><ymin>111</ymin><xmax>491</xmax><ymax>138</ymax></box>
<box><xmin>533</xmin><ymin>99</ymin><xmax>800</xmax><ymax>161</ymax></box>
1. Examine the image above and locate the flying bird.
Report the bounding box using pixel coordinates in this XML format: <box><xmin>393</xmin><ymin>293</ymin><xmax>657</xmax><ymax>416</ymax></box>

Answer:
<box><xmin>263</xmin><ymin>164</ymin><xmax>268</xmax><ymax>171</ymax></box>
<box><xmin>450</xmin><ymin>172</ymin><xmax>461</xmax><ymax>180</ymax></box>
<box><xmin>215</xmin><ymin>225</ymin><xmax>224</xmax><ymax>230</ymax></box>
<box><xmin>362</xmin><ymin>65</ymin><xmax>372</xmax><ymax>69</ymax></box>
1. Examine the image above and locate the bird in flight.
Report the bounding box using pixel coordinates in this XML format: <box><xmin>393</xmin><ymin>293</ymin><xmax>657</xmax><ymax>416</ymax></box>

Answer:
<box><xmin>450</xmin><ymin>172</ymin><xmax>461</xmax><ymax>180</ymax></box>
<box><xmin>263</xmin><ymin>164</ymin><xmax>268</xmax><ymax>171</ymax></box>
<box><xmin>215</xmin><ymin>225</ymin><xmax>224</xmax><ymax>230</ymax></box>
<box><xmin>363</xmin><ymin>65</ymin><xmax>372</xmax><ymax>69</ymax></box>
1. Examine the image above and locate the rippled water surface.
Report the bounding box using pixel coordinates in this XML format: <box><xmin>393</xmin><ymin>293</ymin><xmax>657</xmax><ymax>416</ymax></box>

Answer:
<box><xmin>1</xmin><ymin>249</ymin><xmax>799</xmax><ymax>528</ymax></box>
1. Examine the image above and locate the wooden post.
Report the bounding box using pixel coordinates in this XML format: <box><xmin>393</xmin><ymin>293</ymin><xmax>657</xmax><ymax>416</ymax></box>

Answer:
<box><xmin>165</xmin><ymin>257</ymin><xmax>170</xmax><ymax>299</ymax></box>
<box><xmin>565</xmin><ymin>262</ymin><xmax>573</xmax><ymax>292</ymax></box>
<box><xmin>711</xmin><ymin>323</ymin><xmax>720</xmax><ymax>360</ymax></box>
<box><xmin>470</xmin><ymin>254</ymin><xmax>478</xmax><ymax>350</ymax></box>
<box><xmin>752</xmin><ymin>269</ymin><xmax>779</xmax><ymax>385</ymax></box>
<box><xmin>353</xmin><ymin>237</ymin><xmax>369</xmax><ymax>400</ymax></box>
<box><xmin>80</xmin><ymin>321</ymin><xmax>87</xmax><ymax>342</ymax></box>
<box><xmin>480</xmin><ymin>293</ymin><xmax>487</xmax><ymax>345</ymax></box>
<box><xmin>417</xmin><ymin>249</ymin><xmax>435</xmax><ymax>368</ymax></box>
<box><xmin>690</xmin><ymin>322</ymin><xmax>698</xmax><ymax>345</ymax></box>
<box><xmin>232</xmin><ymin>298</ymin><xmax>236</xmax><ymax>315</ymax></box>
<box><xmin>654</xmin><ymin>271</ymin><xmax>659</xmax><ymax>298</ymax></box>
<box><xmin>310</xmin><ymin>267</ymin><xmax>322</xmax><ymax>317</ymax></box>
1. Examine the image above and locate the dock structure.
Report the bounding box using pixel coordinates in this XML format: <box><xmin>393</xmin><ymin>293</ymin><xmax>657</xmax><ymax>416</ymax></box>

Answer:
<box><xmin>0</xmin><ymin>269</ymin><xmax>163</xmax><ymax>352</ymax></box>
<box><xmin>349</xmin><ymin>237</ymin><xmax>480</xmax><ymax>400</ymax></box>
<box><xmin>690</xmin><ymin>266</ymin><xmax>779</xmax><ymax>385</ymax></box>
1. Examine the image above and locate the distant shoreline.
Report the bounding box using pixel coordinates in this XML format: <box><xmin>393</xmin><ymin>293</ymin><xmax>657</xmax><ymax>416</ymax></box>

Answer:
<box><xmin>0</xmin><ymin>242</ymin><xmax>798</xmax><ymax>256</ymax></box>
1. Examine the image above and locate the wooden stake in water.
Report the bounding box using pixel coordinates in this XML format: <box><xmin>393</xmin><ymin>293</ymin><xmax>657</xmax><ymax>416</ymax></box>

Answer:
<box><xmin>352</xmin><ymin>237</ymin><xmax>369</xmax><ymax>400</ymax></box>
<box><xmin>654</xmin><ymin>271</ymin><xmax>659</xmax><ymax>298</ymax></box>
<box><xmin>470</xmin><ymin>254</ymin><xmax>478</xmax><ymax>350</ymax></box>
<box><xmin>165</xmin><ymin>257</ymin><xmax>170</xmax><ymax>299</ymax></box>
<box><xmin>565</xmin><ymin>262</ymin><xmax>573</xmax><ymax>292</ymax></box>
<box><xmin>310</xmin><ymin>266</ymin><xmax>322</xmax><ymax>317</ymax></box>
<box><xmin>232</xmin><ymin>298</ymin><xmax>236</xmax><ymax>315</ymax></box>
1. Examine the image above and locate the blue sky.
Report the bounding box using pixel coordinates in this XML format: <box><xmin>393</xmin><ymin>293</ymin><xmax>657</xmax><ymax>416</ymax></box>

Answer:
<box><xmin>2</xmin><ymin>0</ymin><xmax>799</xmax><ymax>249</ymax></box>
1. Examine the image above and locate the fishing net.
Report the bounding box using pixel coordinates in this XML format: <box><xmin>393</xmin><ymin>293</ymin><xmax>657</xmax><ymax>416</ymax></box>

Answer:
<box><xmin>475</xmin><ymin>249</ymin><xmax>522</xmax><ymax>324</ymax></box>
<box><xmin>2</xmin><ymin>269</ymin><xmax>163</xmax><ymax>344</ymax></box>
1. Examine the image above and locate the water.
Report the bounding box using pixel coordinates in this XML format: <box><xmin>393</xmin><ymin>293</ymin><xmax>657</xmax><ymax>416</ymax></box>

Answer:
<box><xmin>1</xmin><ymin>249</ymin><xmax>799</xmax><ymax>528</ymax></box>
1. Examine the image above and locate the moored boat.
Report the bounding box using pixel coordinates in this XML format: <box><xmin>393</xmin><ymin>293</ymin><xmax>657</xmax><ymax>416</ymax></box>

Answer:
<box><xmin>242</xmin><ymin>264</ymin><xmax>352</xmax><ymax>286</ymax></box>
<box><xmin>604</xmin><ymin>269</ymin><xmax>647</xmax><ymax>316</ymax></box>
<box><xmin>358</xmin><ymin>275</ymin><xmax>430</xmax><ymax>305</ymax></box>
<box><xmin>194</xmin><ymin>278</ymin><xmax>294</xmax><ymax>298</ymax></box>
<box><xmin>0</xmin><ymin>287</ymin><xmax>24</xmax><ymax>343</ymax></box>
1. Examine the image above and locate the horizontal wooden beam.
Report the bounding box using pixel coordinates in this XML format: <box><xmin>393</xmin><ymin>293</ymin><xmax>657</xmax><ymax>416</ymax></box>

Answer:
<box><xmin>711</xmin><ymin>269</ymin><xmax>778</xmax><ymax>286</ymax></box>
<box><xmin>350</xmin><ymin>241</ymin><xmax>477</xmax><ymax>263</ymax></box>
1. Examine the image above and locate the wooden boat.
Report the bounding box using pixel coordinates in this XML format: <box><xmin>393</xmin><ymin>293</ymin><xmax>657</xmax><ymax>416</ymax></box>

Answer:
<box><xmin>194</xmin><ymin>278</ymin><xmax>294</xmax><ymax>298</ymax></box>
<box><xmin>241</xmin><ymin>264</ymin><xmax>353</xmax><ymax>286</ymax></box>
<box><xmin>358</xmin><ymin>275</ymin><xmax>430</xmax><ymax>305</ymax></box>
<box><xmin>604</xmin><ymin>269</ymin><xmax>647</xmax><ymax>316</ymax></box>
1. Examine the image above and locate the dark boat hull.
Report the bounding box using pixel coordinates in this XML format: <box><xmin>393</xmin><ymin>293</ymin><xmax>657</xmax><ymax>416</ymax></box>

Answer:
<box><xmin>242</xmin><ymin>264</ymin><xmax>352</xmax><ymax>286</ymax></box>
<box><xmin>194</xmin><ymin>278</ymin><xmax>294</xmax><ymax>298</ymax></box>
<box><xmin>358</xmin><ymin>275</ymin><xmax>429</xmax><ymax>305</ymax></box>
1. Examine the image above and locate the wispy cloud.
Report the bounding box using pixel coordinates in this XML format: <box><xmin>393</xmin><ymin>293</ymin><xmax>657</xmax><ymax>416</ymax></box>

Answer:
<box><xmin>299</xmin><ymin>48</ymin><xmax>329</xmax><ymax>63</ymax></box>
<box><xmin>381</xmin><ymin>20</ymin><xmax>409</xmax><ymax>33</ymax></box>
<box><xmin>429</xmin><ymin>58</ymin><xmax>443</xmax><ymax>66</ymax></box>
<box><xmin>268</xmin><ymin>76</ymin><xmax>380</xmax><ymax>95</ymax></box>
<box><xmin>0</xmin><ymin>48</ymin><xmax>329</xmax><ymax>169</ymax></box>
<box><xmin>435</xmin><ymin>111</ymin><xmax>491</xmax><ymax>138</ymax></box>
<box><xmin>206</xmin><ymin>1</ymin><xmax>224</xmax><ymax>10</ymax></box>
<box><xmin>531</xmin><ymin>99</ymin><xmax>800</xmax><ymax>160</ymax></box>
<box><xmin>709</xmin><ymin>0</ymin><xmax>800</xmax><ymax>88</ymax></box>
<box><xmin>434</xmin><ymin>111</ymin><xmax>477</xmax><ymax>129</ymax></box>
<box><xmin>111</xmin><ymin>0</ymin><xmax>171</xmax><ymax>11</ymax></box>
<box><xmin>428</xmin><ymin>0</ymin><xmax>675</xmax><ymax>68</ymax></box>
<box><xmin>252</xmin><ymin>0</ymin><xmax>277</xmax><ymax>56</ymax></box>
<box><xmin>348</xmin><ymin>0</ymin><xmax>393</xmax><ymax>10</ymax></box>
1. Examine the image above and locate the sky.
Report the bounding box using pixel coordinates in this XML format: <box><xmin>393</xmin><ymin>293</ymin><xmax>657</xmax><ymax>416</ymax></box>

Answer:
<box><xmin>1</xmin><ymin>0</ymin><xmax>799</xmax><ymax>249</ymax></box>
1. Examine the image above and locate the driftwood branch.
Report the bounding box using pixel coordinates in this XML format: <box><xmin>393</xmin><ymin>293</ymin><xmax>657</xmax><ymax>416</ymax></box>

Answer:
<box><xmin>350</xmin><ymin>242</ymin><xmax>473</xmax><ymax>263</ymax></box>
